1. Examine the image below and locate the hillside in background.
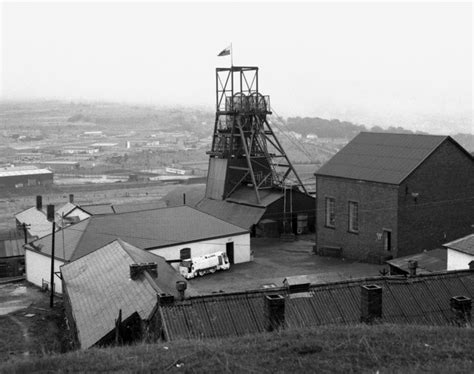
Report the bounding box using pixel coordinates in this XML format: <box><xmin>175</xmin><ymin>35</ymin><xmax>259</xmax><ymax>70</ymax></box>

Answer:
<box><xmin>285</xmin><ymin>116</ymin><xmax>473</xmax><ymax>151</ymax></box>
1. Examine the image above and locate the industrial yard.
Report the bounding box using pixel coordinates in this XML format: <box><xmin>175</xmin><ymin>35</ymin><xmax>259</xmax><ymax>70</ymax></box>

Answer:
<box><xmin>1</xmin><ymin>1</ymin><xmax>473</xmax><ymax>371</ymax></box>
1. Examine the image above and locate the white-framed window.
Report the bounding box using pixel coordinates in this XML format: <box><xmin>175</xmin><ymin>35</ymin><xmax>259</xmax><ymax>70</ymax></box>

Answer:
<box><xmin>348</xmin><ymin>201</ymin><xmax>359</xmax><ymax>233</ymax></box>
<box><xmin>325</xmin><ymin>197</ymin><xmax>335</xmax><ymax>227</ymax></box>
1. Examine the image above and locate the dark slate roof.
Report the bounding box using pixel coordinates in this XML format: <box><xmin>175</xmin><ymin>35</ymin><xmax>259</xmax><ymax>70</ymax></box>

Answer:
<box><xmin>27</xmin><ymin>206</ymin><xmax>248</xmax><ymax>262</ymax></box>
<box><xmin>159</xmin><ymin>270</ymin><xmax>474</xmax><ymax>340</ymax></box>
<box><xmin>386</xmin><ymin>249</ymin><xmax>447</xmax><ymax>274</ymax></box>
<box><xmin>162</xmin><ymin>184</ymin><xmax>206</xmax><ymax>207</ymax></box>
<box><xmin>61</xmin><ymin>239</ymin><xmax>195</xmax><ymax>349</ymax></box>
<box><xmin>112</xmin><ymin>201</ymin><xmax>166</xmax><ymax>214</ymax></box>
<box><xmin>196</xmin><ymin>198</ymin><xmax>265</xmax><ymax>229</ymax></box>
<box><xmin>315</xmin><ymin>132</ymin><xmax>456</xmax><ymax>184</ymax></box>
<box><xmin>443</xmin><ymin>234</ymin><xmax>474</xmax><ymax>256</ymax></box>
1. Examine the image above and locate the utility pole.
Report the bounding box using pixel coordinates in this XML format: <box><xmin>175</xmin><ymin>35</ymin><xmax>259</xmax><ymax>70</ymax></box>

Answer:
<box><xmin>47</xmin><ymin>204</ymin><xmax>55</xmax><ymax>308</ymax></box>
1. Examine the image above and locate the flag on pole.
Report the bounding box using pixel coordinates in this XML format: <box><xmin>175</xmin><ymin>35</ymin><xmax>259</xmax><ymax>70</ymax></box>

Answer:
<box><xmin>217</xmin><ymin>45</ymin><xmax>231</xmax><ymax>57</ymax></box>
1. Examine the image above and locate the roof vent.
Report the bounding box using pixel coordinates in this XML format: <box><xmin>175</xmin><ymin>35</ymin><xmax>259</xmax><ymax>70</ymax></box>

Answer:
<box><xmin>283</xmin><ymin>276</ymin><xmax>310</xmax><ymax>293</ymax></box>
<box><xmin>130</xmin><ymin>263</ymin><xmax>158</xmax><ymax>280</ymax></box>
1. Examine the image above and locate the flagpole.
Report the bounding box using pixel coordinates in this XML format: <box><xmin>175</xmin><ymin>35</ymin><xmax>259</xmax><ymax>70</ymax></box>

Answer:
<box><xmin>231</xmin><ymin>43</ymin><xmax>233</xmax><ymax>67</ymax></box>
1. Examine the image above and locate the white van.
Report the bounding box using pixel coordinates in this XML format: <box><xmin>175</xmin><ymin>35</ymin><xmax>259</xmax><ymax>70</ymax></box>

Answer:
<box><xmin>179</xmin><ymin>251</ymin><xmax>230</xmax><ymax>279</ymax></box>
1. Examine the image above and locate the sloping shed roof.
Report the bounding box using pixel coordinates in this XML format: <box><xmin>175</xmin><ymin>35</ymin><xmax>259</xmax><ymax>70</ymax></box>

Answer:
<box><xmin>61</xmin><ymin>239</ymin><xmax>194</xmax><ymax>349</ymax></box>
<box><xmin>315</xmin><ymin>132</ymin><xmax>459</xmax><ymax>185</ymax></box>
<box><xmin>160</xmin><ymin>270</ymin><xmax>474</xmax><ymax>341</ymax></box>
<box><xmin>196</xmin><ymin>198</ymin><xmax>265</xmax><ymax>229</ymax></box>
<box><xmin>0</xmin><ymin>238</ymin><xmax>25</xmax><ymax>258</ymax></box>
<box><xmin>226</xmin><ymin>186</ymin><xmax>284</xmax><ymax>207</ymax></box>
<box><xmin>15</xmin><ymin>207</ymin><xmax>52</xmax><ymax>239</ymax></box>
<box><xmin>443</xmin><ymin>234</ymin><xmax>474</xmax><ymax>256</ymax></box>
<box><xmin>386</xmin><ymin>249</ymin><xmax>447</xmax><ymax>274</ymax></box>
<box><xmin>27</xmin><ymin>206</ymin><xmax>248</xmax><ymax>262</ymax></box>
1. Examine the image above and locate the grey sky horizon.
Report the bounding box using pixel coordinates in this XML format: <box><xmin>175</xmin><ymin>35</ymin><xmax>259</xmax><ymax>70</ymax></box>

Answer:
<box><xmin>1</xmin><ymin>1</ymin><xmax>472</xmax><ymax>135</ymax></box>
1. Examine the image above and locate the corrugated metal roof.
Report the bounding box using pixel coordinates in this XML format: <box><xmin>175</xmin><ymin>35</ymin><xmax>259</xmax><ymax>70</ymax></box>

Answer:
<box><xmin>160</xmin><ymin>271</ymin><xmax>474</xmax><ymax>340</ymax></box>
<box><xmin>443</xmin><ymin>234</ymin><xmax>474</xmax><ymax>255</ymax></box>
<box><xmin>196</xmin><ymin>198</ymin><xmax>265</xmax><ymax>229</ymax></box>
<box><xmin>386</xmin><ymin>249</ymin><xmax>447</xmax><ymax>273</ymax></box>
<box><xmin>315</xmin><ymin>132</ymin><xmax>451</xmax><ymax>184</ymax></box>
<box><xmin>61</xmin><ymin>239</ymin><xmax>192</xmax><ymax>349</ymax></box>
<box><xmin>27</xmin><ymin>206</ymin><xmax>248</xmax><ymax>262</ymax></box>
<box><xmin>0</xmin><ymin>238</ymin><xmax>25</xmax><ymax>257</ymax></box>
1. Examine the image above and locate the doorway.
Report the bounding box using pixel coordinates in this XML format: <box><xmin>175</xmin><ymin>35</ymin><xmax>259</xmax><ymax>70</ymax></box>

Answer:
<box><xmin>226</xmin><ymin>242</ymin><xmax>235</xmax><ymax>264</ymax></box>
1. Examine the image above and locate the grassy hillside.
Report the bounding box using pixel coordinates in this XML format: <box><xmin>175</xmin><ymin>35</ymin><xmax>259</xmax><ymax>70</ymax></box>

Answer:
<box><xmin>1</xmin><ymin>324</ymin><xmax>472</xmax><ymax>373</ymax></box>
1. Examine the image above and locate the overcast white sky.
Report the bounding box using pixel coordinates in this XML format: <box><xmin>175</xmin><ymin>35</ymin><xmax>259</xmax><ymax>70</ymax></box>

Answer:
<box><xmin>1</xmin><ymin>1</ymin><xmax>473</xmax><ymax>134</ymax></box>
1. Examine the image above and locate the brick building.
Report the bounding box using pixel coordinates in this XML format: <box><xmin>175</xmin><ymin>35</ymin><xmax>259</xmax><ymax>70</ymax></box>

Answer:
<box><xmin>314</xmin><ymin>132</ymin><xmax>474</xmax><ymax>263</ymax></box>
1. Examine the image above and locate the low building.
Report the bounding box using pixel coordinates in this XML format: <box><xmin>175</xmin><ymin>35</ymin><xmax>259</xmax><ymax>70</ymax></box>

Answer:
<box><xmin>159</xmin><ymin>270</ymin><xmax>473</xmax><ymax>340</ymax></box>
<box><xmin>386</xmin><ymin>248</ymin><xmax>447</xmax><ymax>275</ymax></box>
<box><xmin>0</xmin><ymin>229</ymin><xmax>26</xmax><ymax>278</ymax></box>
<box><xmin>15</xmin><ymin>196</ymin><xmax>80</xmax><ymax>239</ymax></box>
<box><xmin>315</xmin><ymin>132</ymin><xmax>474</xmax><ymax>263</ymax></box>
<box><xmin>0</xmin><ymin>166</ymin><xmax>53</xmax><ymax>189</ymax></box>
<box><xmin>24</xmin><ymin>205</ymin><xmax>251</xmax><ymax>293</ymax></box>
<box><xmin>37</xmin><ymin>161</ymin><xmax>80</xmax><ymax>172</ymax></box>
<box><xmin>444</xmin><ymin>234</ymin><xmax>474</xmax><ymax>271</ymax></box>
<box><xmin>197</xmin><ymin>186</ymin><xmax>315</xmax><ymax>236</ymax></box>
<box><xmin>61</xmin><ymin>239</ymin><xmax>196</xmax><ymax>349</ymax></box>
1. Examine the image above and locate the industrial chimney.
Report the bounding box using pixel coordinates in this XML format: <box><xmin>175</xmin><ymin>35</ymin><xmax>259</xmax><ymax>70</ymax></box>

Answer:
<box><xmin>450</xmin><ymin>295</ymin><xmax>472</xmax><ymax>326</ymax></box>
<box><xmin>176</xmin><ymin>281</ymin><xmax>187</xmax><ymax>301</ymax></box>
<box><xmin>264</xmin><ymin>294</ymin><xmax>285</xmax><ymax>332</ymax></box>
<box><xmin>360</xmin><ymin>284</ymin><xmax>382</xmax><ymax>323</ymax></box>
<box><xmin>36</xmin><ymin>195</ymin><xmax>43</xmax><ymax>211</ymax></box>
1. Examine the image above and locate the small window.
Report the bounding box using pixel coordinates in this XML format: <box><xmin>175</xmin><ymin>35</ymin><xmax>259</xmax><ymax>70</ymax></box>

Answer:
<box><xmin>325</xmin><ymin>197</ymin><xmax>335</xmax><ymax>227</ymax></box>
<box><xmin>383</xmin><ymin>230</ymin><xmax>392</xmax><ymax>251</ymax></box>
<box><xmin>348</xmin><ymin>201</ymin><xmax>359</xmax><ymax>233</ymax></box>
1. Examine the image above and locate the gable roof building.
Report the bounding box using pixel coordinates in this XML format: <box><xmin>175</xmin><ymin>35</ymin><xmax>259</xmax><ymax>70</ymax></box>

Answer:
<box><xmin>316</xmin><ymin>133</ymin><xmax>459</xmax><ymax>184</ymax></box>
<box><xmin>25</xmin><ymin>205</ymin><xmax>251</xmax><ymax>293</ymax></box>
<box><xmin>444</xmin><ymin>234</ymin><xmax>474</xmax><ymax>271</ymax></box>
<box><xmin>159</xmin><ymin>270</ymin><xmax>474</xmax><ymax>341</ymax></box>
<box><xmin>314</xmin><ymin>132</ymin><xmax>474</xmax><ymax>263</ymax></box>
<box><xmin>61</xmin><ymin>239</ymin><xmax>196</xmax><ymax>349</ymax></box>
